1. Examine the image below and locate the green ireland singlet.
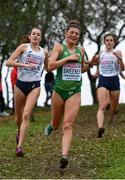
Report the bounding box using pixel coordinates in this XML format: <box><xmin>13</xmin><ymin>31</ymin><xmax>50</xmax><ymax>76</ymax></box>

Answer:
<box><xmin>54</xmin><ymin>43</ymin><xmax>83</xmax><ymax>91</ymax></box>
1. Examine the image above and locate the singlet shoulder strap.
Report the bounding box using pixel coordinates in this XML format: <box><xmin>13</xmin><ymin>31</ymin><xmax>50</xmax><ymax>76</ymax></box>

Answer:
<box><xmin>39</xmin><ymin>46</ymin><xmax>44</xmax><ymax>51</ymax></box>
<box><xmin>58</xmin><ymin>43</ymin><xmax>67</xmax><ymax>57</ymax></box>
<box><xmin>76</xmin><ymin>46</ymin><xmax>82</xmax><ymax>54</ymax></box>
<box><xmin>76</xmin><ymin>46</ymin><xmax>84</xmax><ymax>63</ymax></box>
<box><xmin>62</xmin><ymin>43</ymin><xmax>67</xmax><ymax>51</ymax></box>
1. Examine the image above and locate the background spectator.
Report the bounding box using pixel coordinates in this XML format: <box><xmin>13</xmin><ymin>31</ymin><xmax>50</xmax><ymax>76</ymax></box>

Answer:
<box><xmin>44</xmin><ymin>71</ymin><xmax>55</xmax><ymax>106</ymax></box>
<box><xmin>0</xmin><ymin>74</ymin><xmax>10</xmax><ymax>117</ymax></box>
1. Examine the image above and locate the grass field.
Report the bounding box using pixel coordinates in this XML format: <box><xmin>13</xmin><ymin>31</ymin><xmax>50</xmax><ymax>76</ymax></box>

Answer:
<box><xmin>0</xmin><ymin>104</ymin><xmax>125</xmax><ymax>179</ymax></box>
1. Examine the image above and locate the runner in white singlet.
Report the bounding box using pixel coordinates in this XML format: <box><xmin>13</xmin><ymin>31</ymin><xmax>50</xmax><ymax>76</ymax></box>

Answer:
<box><xmin>96</xmin><ymin>33</ymin><xmax>124</xmax><ymax>138</ymax></box>
<box><xmin>6</xmin><ymin>28</ymin><xmax>49</xmax><ymax>156</ymax></box>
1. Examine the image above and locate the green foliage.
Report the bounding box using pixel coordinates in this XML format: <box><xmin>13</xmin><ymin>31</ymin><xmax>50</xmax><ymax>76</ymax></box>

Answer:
<box><xmin>1</xmin><ymin>0</ymin><xmax>125</xmax><ymax>58</ymax></box>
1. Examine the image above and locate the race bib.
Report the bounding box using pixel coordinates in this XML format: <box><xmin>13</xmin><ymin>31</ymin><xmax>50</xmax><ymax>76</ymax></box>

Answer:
<box><xmin>100</xmin><ymin>58</ymin><xmax>118</xmax><ymax>75</ymax></box>
<box><xmin>62</xmin><ymin>62</ymin><xmax>81</xmax><ymax>81</ymax></box>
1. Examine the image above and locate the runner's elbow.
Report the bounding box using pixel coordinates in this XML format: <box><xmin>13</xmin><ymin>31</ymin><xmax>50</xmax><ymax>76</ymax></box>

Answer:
<box><xmin>48</xmin><ymin>61</ymin><xmax>56</xmax><ymax>71</ymax></box>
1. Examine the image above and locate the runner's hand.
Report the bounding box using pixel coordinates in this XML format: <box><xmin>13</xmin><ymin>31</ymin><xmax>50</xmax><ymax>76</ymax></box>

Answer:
<box><xmin>90</xmin><ymin>55</ymin><xmax>99</xmax><ymax>66</ymax></box>
<box><xmin>25</xmin><ymin>63</ymin><xmax>37</xmax><ymax>69</ymax></box>
<box><xmin>67</xmin><ymin>54</ymin><xmax>80</xmax><ymax>62</ymax></box>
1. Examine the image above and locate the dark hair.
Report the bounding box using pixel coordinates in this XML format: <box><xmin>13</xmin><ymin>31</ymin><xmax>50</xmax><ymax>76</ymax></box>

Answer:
<box><xmin>104</xmin><ymin>33</ymin><xmax>118</xmax><ymax>46</ymax></box>
<box><xmin>30</xmin><ymin>27</ymin><xmax>42</xmax><ymax>35</ymax></box>
<box><xmin>67</xmin><ymin>19</ymin><xmax>81</xmax><ymax>32</ymax></box>
<box><xmin>20</xmin><ymin>34</ymin><xmax>30</xmax><ymax>44</ymax></box>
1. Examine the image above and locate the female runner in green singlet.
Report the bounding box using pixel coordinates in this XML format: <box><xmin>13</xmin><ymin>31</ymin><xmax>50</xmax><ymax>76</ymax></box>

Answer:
<box><xmin>45</xmin><ymin>20</ymin><xmax>99</xmax><ymax>169</ymax></box>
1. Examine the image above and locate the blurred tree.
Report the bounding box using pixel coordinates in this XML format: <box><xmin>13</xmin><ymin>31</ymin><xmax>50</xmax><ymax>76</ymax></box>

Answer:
<box><xmin>0</xmin><ymin>0</ymin><xmax>125</xmax><ymax>105</ymax></box>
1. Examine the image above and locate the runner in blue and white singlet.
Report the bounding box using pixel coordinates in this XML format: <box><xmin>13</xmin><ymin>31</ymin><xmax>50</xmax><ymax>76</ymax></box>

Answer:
<box><xmin>6</xmin><ymin>28</ymin><xmax>49</xmax><ymax>156</ymax></box>
<box><xmin>18</xmin><ymin>43</ymin><xmax>45</xmax><ymax>82</ymax></box>
<box><xmin>99</xmin><ymin>50</ymin><xmax>120</xmax><ymax>77</ymax></box>
<box><xmin>96</xmin><ymin>33</ymin><xmax>125</xmax><ymax>138</ymax></box>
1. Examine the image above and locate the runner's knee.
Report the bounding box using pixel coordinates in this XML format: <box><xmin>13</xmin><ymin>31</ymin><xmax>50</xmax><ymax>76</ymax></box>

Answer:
<box><xmin>63</xmin><ymin>121</ymin><xmax>73</xmax><ymax>131</ymax></box>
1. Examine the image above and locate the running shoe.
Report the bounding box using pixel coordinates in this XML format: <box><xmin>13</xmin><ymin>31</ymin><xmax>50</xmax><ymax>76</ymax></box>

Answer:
<box><xmin>16</xmin><ymin>146</ymin><xmax>24</xmax><ymax>157</ymax></box>
<box><xmin>97</xmin><ymin>127</ymin><xmax>105</xmax><ymax>138</ymax></box>
<box><xmin>60</xmin><ymin>156</ymin><xmax>68</xmax><ymax>169</ymax></box>
<box><xmin>16</xmin><ymin>131</ymin><xmax>19</xmax><ymax>144</ymax></box>
<box><xmin>44</xmin><ymin>123</ymin><xmax>53</xmax><ymax>136</ymax></box>
<box><xmin>0</xmin><ymin>111</ymin><xmax>10</xmax><ymax>117</ymax></box>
